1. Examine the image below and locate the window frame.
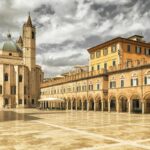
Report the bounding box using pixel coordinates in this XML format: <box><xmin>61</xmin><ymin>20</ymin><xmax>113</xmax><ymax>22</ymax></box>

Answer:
<box><xmin>103</xmin><ymin>48</ymin><xmax>108</xmax><ymax>56</ymax></box>
<box><xmin>111</xmin><ymin>44</ymin><xmax>116</xmax><ymax>53</ymax></box>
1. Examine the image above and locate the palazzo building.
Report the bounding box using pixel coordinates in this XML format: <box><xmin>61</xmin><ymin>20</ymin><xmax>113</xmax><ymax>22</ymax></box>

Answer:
<box><xmin>40</xmin><ymin>35</ymin><xmax>150</xmax><ymax>114</ymax></box>
<box><xmin>0</xmin><ymin>15</ymin><xmax>43</xmax><ymax>108</ymax></box>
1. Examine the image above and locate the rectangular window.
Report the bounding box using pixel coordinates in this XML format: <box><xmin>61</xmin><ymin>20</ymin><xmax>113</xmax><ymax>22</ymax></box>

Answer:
<box><xmin>110</xmin><ymin>81</ymin><xmax>116</xmax><ymax>88</ymax></box>
<box><xmin>131</xmin><ymin>78</ymin><xmax>138</xmax><ymax>86</ymax></box>
<box><xmin>127</xmin><ymin>45</ymin><xmax>131</xmax><ymax>52</ymax></box>
<box><xmin>91</xmin><ymin>66</ymin><xmax>94</xmax><ymax>71</ymax></box>
<box><xmin>127</xmin><ymin>59</ymin><xmax>132</xmax><ymax>67</ymax></box>
<box><xmin>97</xmin><ymin>64</ymin><xmax>100</xmax><ymax>70</ymax></box>
<box><xmin>135</xmin><ymin>46</ymin><xmax>141</xmax><ymax>54</ymax></box>
<box><xmin>112</xmin><ymin>60</ymin><xmax>116</xmax><ymax>66</ymax></box>
<box><xmin>4</xmin><ymin>73</ymin><xmax>8</xmax><ymax>81</ymax></box>
<box><xmin>144</xmin><ymin>48</ymin><xmax>150</xmax><ymax>56</ymax></box>
<box><xmin>19</xmin><ymin>75</ymin><xmax>22</xmax><ymax>82</ymax></box>
<box><xmin>97</xmin><ymin>84</ymin><xmax>100</xmax><ymax>90</ymax></box>
<box><xmin>0</xmin><ymin>85</ymin><xmax>2</xmax><ymax>94</ymax></box>
<box><xmin>145</xmin><ymin>76</ymin><xmax>150</xmax><ymax>85</ymax></box>
<box><xmin>32</xmin><ymin>31</ymin><xmax>35</xmax><ymax>39</ymax></box>
<box><xmin>89</xmin><ymin>85</ymin><xmax>93</xmax><ymax>91</ymax></box>
<box><xmin>96</xmin><ymin>51</ymin><xmax>101</xmax><ymax>58</ymax></box>
<box><xmin>104</xmin><ymin>63</ymin><xmax>107</xmax><ymax>70</ymax></box>
<box><xmin>121</xmin><ymin>80</ymin><xmax>124</xmax><ymax>88</ymax></box>
<box><xmin>90</xmin><ymin>53</ymin><xmax>95</xmax><ymax>59</ymax></box>
<box><xmin>103</xmin><ymin>48</ymin><xmax>108</xmax><ymax>56</ymax></box>
<box><xmin>111</xmin><ymin>45</ymin><xmax>116</xmax><ymax>53</ymax></box>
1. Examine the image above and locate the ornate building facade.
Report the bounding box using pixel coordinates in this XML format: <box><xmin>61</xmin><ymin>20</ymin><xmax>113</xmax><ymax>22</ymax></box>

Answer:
<box><xmin>0</xmin><ymin>15</ymin><xmax>43</xmax><ymax>108</ymax></box>
<box><xmin>40</xmin><ymin>35</ymin><xmax>150</xmax><ymax>114</ymax></box>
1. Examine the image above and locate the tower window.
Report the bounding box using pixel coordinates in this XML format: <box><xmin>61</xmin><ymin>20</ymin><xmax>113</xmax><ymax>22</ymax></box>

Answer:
<box><xmin>19</xmin><ymin>75</ymin><xmax>22</xmax><ymax>82</ymax></box>
<box><xmin>4</xmin><ymin>73</ymin><xmax>8</xmax><ymax>81</ymax></box>
<box><xmin>32</xmin><ymin>31</ymin><xmax>35</xmax><ymax>39</ymax></box>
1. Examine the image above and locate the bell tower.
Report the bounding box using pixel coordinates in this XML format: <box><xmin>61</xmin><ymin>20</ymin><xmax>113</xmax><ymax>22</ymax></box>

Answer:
<box><xmin>22</xmin><ymin>14</ymin><xmax>36</xmax><ymax>70</ymax></box>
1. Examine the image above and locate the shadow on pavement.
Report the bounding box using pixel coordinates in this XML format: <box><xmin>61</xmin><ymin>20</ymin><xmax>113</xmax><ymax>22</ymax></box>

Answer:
<box><xmin>0</xmin><ymin>110</ymin><xmax>40</xmax><ymax>122</ymax></box>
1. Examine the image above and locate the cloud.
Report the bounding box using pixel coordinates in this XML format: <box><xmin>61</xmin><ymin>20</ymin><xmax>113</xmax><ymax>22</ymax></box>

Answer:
<box><xmin>0</xmin><ymin>0</ymin><xmax>150</xmax><ymax>77</ymax></box>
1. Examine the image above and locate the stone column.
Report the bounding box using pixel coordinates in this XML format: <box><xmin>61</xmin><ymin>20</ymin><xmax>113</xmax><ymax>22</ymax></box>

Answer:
<box><xmin>87</xmin><ymin>101</ymin><xmax>89</xmax><ymax>111</ymax></box>
<box><xmin>101</xmin><ymin>101</ymin><xmax>104</xmax><ymax>112</ymax></box>
<box><xmin>108</xmin><ymin>100</ymin><xmax>110</xmax><ymax>112</ymax></box>
<box><xmin>142</xmin><ymin>101</ymin><xmax>145</xmax><ymax>114</ymax></box>
<box><xmin>49</xmin><ymin>102</ymin><xmax>51</xmax><ymax>109</ymax></box>
<box><xmin>71</xmin><ymin>101</ymin><xmax>73</xmax><ymax>110</ymax></box>
<box><xmin>94</xmin><ymin>100</ymin><xmax>97</xmax><ymax>111</ymax></box>
<box><xmin>76</xmin><ymin>100</ymin><xmax>78</xmax><ymax>111</ymax></box>
<box><xmin>81</xmin><ymin>101</ymin><xmax>84</xmax><ymax>111</ymax></box>
<box><xmin>66</xmin><ymin>101</ymin><xmax>68</xmax><ymax>110</ymax></box>
<box><xmin>128</xmin><ymin>100</ymin><xmax>131</xmax><ymax>114</ymax></box>
<box><xmin>116</xmin><ymin>100</ymin><xmax>119</xmax><ymax>113</ymax></box>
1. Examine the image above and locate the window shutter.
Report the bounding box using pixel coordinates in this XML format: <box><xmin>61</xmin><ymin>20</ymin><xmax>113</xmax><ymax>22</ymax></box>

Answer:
<box><xmin>110</xmin><ymin>82</ymin><xmax>112</xmax><ymax>88</ymax></box>
<box><xmin>131</xmin><ymin>79</ymin><xmax>133</xmax><ymax>86</ymax></box>
<box><xmin>136</xmin><ymin>78</ymin><xmax>138</xmax><ymax>86</ymax></box>
<box><xmin>145</xmin><ymin>76</ymin><xmax>147</xmax><ymax>85</ymax></box>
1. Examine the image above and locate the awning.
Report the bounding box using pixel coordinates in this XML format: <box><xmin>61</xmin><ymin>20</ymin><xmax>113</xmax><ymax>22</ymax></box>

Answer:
<box><xmin>38</xmin><ymin>97</ymin><xmax>64</xmax><ymax>102</ymax></box>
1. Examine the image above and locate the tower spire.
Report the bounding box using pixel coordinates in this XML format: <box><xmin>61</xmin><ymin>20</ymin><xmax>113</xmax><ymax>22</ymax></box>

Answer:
<box><xmin>26</xmin><ymin>12</ymin><xmax>32</xmax><ymax>27</ymax></box>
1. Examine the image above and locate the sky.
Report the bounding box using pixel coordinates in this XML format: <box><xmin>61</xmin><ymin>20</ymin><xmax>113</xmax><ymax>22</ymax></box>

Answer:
<box><xmin>0</xmin><ymin>0</ymin><xmax>150</xmax><ymax>77</ymax></box>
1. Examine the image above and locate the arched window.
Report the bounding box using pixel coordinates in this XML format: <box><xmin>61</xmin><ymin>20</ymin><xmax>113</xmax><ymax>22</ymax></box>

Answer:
<box><xmin>4</xmin><ymin>73</ymin><xmax>8</xmax><ymax>81</ymax></box>
<box><xmin>120</xmin><ymin>75</ymin><xmax>125</xmax><ymax>88</ymax></box>
<box><xmin>131</xmin><ymin>73</ymin><xmax>138</xmax><ymax>86</ymax></box>
<box><xmin>110</xmin><ymin>76</ymin><xmax>116</xmax><ymax>88</ymax></box>
<box><xmin>19</xmin><ymin>75</ymin><xmax>22</xmax><ymax>82</ymax></box>
<box><xmin>144</xmin><ymin>71</ymin><xmax>150</xmax><ymax>85</ymax></box>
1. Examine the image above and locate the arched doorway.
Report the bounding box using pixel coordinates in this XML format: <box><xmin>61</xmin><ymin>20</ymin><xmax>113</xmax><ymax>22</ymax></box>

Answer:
<box><xmin>96</xmin><ymin>99</ymin><xmax>101</xmax><ymax>111</ymax></box>
<box><xmin>63</xmin><ymin>98</ymin><xmax>67</xmax><ymax>110</ymax></box>
<box><xmin>89</xmin><ymin>99</ymin><xmax>94</xmax><ymax>111</ymax></box>
<box><xmin>110</xmin><ymin>96</ymin><xmax>116</xmax><ymax>111</ymax></box>
<box><xmin>119</xmin><ymin>96</ymin><xmax>128</xmax><ymax>112</ymax></box>
<box><xmin>83</xmin><ymin>100</ymin><xmax>87</xmax><ymax>110</ymax></box>
<box><xmin>72</xmin><ymin>99</ymin><xmax>76</xmax><ymax>110</ymax></box>
<box><xmin>144</xmin><ymin>93</ymin><xmax>150</xmax><ymax>113</ymax></box>
<box><xmin>4</xmin><ymin>98</ymin><xmax>9</xmax><ymax>108</ymax></box>
<box><xmin>77</xmin><ymin>99</ymin><xmax>82</xmax><ymax>110</ymax></box>
<box><xmin>131</xmin><ymin>95</ymin><xmax>141</xmax><ymax>113</ymax></box>
<box><xmin>68</xmin><ymin>99</ymin><xmax>71</xmax><ymax>110</ymax></box>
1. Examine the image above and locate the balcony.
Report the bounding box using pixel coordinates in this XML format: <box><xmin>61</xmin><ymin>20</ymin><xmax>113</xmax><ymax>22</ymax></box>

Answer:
<box><xmin>41</xmin><ymin>60</ymin><xmax>150</xmax><ymax>88</ymax></box>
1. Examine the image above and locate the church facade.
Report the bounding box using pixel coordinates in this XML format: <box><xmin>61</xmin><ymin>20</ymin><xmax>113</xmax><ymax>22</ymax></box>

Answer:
<box><xmin>0</xmin><ymin>15</ymin><xmax>43</xmax><ymax>108</ymax></box>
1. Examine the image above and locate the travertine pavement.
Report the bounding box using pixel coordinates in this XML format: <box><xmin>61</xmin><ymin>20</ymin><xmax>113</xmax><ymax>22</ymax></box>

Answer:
<box><xmin>0</xmin><ymin>109</ymin><xmax>150</xmax><ymax>150</ymax></box>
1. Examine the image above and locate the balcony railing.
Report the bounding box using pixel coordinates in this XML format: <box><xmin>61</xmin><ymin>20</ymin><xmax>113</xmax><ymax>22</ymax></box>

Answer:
<box><xmin>41</xmin><ymin>60</ymin><xmax>150</xmax><ymax>88</ymax></box>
